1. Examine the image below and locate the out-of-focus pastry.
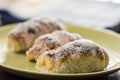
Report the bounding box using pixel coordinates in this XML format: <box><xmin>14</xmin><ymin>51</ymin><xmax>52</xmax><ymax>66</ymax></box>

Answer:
<box><xmin>36</xmin><ymin>39</ymin><xmax>109</xmax><ymax>73</ymax></box>
<box><xmin>8</xmin><ymin>17</ymin><xmax>65</xmax><ymax>52</ymax></box>
<box><xmin>27</xmin><ymin>31</ymin><xmax>82</xmax><ymax>61</ymax></box>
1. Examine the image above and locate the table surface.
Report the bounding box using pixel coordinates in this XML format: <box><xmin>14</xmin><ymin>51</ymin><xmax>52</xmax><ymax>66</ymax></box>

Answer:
<box><xmin>0</xmin><ymin>70</ymin><xmax>120</xmax><ymax>80</ymax></box>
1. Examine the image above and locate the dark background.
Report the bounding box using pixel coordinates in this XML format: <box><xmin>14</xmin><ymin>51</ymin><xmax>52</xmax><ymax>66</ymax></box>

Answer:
<box><xmin>1</xmin><ymin>10</ymin><xmax>120</xmax><ymax>33</ymax></box>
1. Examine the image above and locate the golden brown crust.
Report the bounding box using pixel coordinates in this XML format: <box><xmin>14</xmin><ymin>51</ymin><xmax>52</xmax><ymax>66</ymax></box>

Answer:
<box><xmin>8</xmin><ymin>17</ymin><xmax>65</xmax><ymax>52</ymax></box>
<box><xmin>27</xmin><ymin>31</ymin><xmax>82</xmax><ymax>61</ymax></box>
<box><xmin>36</xmin><ymin>39</ymin><xmax>109</xmax><ymax>73</ymax></box>
<box><xmin>45</xmin><ymin>39</ymin><xmax>109</xmax><ymax>61</ymax></box>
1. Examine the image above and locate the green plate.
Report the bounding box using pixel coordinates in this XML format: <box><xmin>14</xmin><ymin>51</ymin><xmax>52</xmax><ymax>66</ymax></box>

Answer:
<box><xmin>0</xmin><ymin>24</ymin><xmax>120</xmax><ymax>80</ymax></box>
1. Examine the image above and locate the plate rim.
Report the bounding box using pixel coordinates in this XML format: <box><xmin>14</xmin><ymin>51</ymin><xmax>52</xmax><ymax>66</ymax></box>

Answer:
<box><xmin>0</xmin><ymin>24</ymin><xmax>120</xmax><ymax>77</ymax></box>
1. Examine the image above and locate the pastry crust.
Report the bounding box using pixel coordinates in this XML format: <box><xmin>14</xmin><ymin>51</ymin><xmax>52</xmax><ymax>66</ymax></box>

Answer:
<box><xmin>36</xmin><ymin>39</ymin><xmax>109</xmax><ymax>73</ymax></box>
<box><xmin>27</xmin><ymin>31</ymin><xmax>82</xmax><ymax>61</ymax></box>
<box><xmin>8</xmin><ymin>17</ymin><xmax>65</xmax><ymax>52</ymax></box>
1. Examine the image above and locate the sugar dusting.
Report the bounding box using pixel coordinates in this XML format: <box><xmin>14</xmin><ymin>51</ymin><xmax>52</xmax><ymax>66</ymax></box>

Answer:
<box><xmin>47</xmin><ymin>39</ymin><xmax>108</xmax><ymax>61</ymax></box>
<box><xmin>27</xmin><ymin>30</ymin><xmax>82</xmax><ymax>61</ymax></box>
<box><xmin>8</xmin><ymin>17</ymin><xmax>66</xmax><ymax>52</ymax></box>
<box><xmin>36</xmin><ymin>39</ymin><xmax>109</xmax><ymax>73</ymax></box>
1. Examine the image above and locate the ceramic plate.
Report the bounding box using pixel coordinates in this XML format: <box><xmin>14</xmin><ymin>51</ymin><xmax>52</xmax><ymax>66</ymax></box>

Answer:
<box><xmin>0</xmin><ymin>24</ymin><xmax>120</xmax><ymax>80</ymax></box>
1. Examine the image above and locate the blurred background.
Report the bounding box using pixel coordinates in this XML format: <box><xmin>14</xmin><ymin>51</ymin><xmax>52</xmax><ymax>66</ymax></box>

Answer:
<box><xmin>0</xmin><ymin>0</ymin><xmax>120</xmax><ymax>33</ymax></box>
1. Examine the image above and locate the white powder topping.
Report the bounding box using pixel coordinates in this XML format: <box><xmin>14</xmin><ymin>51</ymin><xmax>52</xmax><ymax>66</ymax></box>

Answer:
<box><xmin>9</xmin><ymin>17</ymin><xmax>65</xmax><ymax>36</ymax></box>
<box><xmin>46</xmin><ymin>39</ymin><xmax>108</xmax><ymax>61</ymax></box>
<box><xmin>37</xmin><ymin>39</ymin><xmax>109</xmax><ymax>73</ymax></box>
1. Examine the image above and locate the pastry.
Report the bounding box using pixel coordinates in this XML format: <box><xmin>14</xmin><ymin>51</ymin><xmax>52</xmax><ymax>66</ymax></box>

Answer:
<box><xmin>36</xmin><ymin>39</ymin><xmax>109</xmax><ymax>73</ymax></box>
<box><xmin>27</xmin><ymin>31</ymin><xmax>82</xmax><ymax>61</ymax></box>
<box><xmin>8</xmin><ymin>17</ymin><xmax>65</xmax><ymax>52</ymax></box>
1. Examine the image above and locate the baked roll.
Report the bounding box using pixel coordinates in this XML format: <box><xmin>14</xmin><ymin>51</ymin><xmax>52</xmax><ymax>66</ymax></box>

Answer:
<box><xmin>36</xmin><ymin>39</ymin><xmax>109</xmax><ymax>73</ymax></box>
<box><xmin>27</xmin><ymin>31</ymin><xmax>82</xmax><ymax>61</ymax></box>
<box><xmin>8</xmin><ymin>17</ymin><xmax>65</xmax><ymax>52</ymax></box>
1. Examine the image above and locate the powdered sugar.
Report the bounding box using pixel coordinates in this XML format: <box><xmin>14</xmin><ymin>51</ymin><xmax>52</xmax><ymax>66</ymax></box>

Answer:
<box><xmin>46</xmin><ymin>39</ymin><xmax>108</xmax><ymax>61</ymax></box>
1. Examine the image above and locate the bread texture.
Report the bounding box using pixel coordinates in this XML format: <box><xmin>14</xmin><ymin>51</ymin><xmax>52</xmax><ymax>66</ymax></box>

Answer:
<box><xmin>36</xmin><ymin>39</ymin><xmax>109</xmax><ymax>73</ymax></box>
<box><xmin>27</xmin><ymin>31</ymin><xmax>82</xmax><ymax>61</ymax></box>
<box><xmin>8</xmin><ymin>17</ymin><xmax>65</xmax><ymax>52</ymax></box>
